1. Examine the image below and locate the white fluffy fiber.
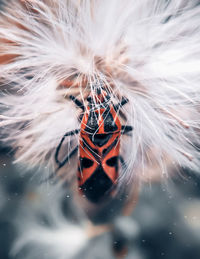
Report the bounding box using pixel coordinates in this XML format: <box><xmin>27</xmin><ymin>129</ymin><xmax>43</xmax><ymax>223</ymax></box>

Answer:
<box><xmin>0</xmin><ymin>0</ymin><xmax>200</xmax><ymax>183</ymax></box>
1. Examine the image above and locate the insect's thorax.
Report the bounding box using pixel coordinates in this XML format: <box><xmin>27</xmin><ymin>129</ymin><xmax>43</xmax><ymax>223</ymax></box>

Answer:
<box><xmin>77</xmin><ymin>105</ymin><xmax>122</xmax><ymax>203</ymax></box>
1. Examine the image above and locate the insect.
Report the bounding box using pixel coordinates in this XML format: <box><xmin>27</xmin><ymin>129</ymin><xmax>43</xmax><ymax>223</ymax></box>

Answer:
<box><xmin>55</xmin><ymin>82</ymin><xmax>133</xmax><ymax>203</ymax></box>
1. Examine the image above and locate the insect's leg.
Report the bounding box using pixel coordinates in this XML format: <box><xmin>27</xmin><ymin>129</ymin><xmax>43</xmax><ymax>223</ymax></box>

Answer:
<box><xmin>121</xmin><ymin>125</ymin><xmax>133</xmax><ymax>135</ymax></box>
<box><xmin>69</xmin><ymin>95</ymin><xmax>85</xmax><ymax>111</ymax></box>
<box><xmin>119</xmin><ymin>155</ymin><xmax>126</xmax><ymax>169</ymax></box>
<box><xmin>56</xmin><ymin>145</ymin><xmax>78</xmax><ymax>170</ymax></box>
<box><xmin>55</xmin><ymin>129</ymin><xmax>79</xmax><ymax>166</ymax></box>
<box><xmin>78</xmin><ymin>113</ymin><xmax>84</xmax><ymax>122</ymax></box>
<box><xmin>118</xmin><ymin>110</ymin><xmax>127</xmax><ymax>121</ymax></box>
<box><xmin>42</xmin><ymin>144</ymin><xmax>79</xmax><ymax>184</ymax></box>
<box><xmin>114</xmin><ymin>96</ymin><xmax>129</xmax><ymax>112</ymax></box>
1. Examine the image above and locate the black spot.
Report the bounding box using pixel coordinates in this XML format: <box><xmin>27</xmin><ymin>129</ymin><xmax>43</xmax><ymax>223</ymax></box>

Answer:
<box><xmin>106</xmin><ymin>156</ymin><xmax>118</xmax><ymax>167</ymax></box>
<box><xmin>80</xmin><ymin>165</ymin><xmax>113</xmax><ymax>203</ymax></box>
<box><xmin>103</xmin><ymin>148</ymin><xmax>108</xmax><ymax>155</ymax></box>
<box><xmin>80</xmin><ymin>157</ymin><xmax>94</xmax><ymax>168</ymax></box>
<box><xmin>90</xmin><ymin>133</ymin><xmax>112</xmax><ymax>147</ymax></box>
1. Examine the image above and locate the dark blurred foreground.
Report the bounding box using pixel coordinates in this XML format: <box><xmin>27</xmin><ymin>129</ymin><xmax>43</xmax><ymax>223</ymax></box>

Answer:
<box><xmin>0</xmin><ymin>147</ymin><xmax>200</xmax><ymax>259</ymax></box>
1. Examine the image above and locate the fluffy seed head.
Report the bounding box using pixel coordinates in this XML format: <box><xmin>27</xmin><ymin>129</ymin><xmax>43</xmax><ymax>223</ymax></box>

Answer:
<box><xmin>0</xmin><ymin>0</ymin><xmax>200</xmax><ymax>186</ymax></box>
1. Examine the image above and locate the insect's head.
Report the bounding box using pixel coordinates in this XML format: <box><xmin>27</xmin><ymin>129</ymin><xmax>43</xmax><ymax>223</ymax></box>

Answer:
<box><xmin>87</xmin><ymin>80</ymin><xmax>111</xmax><ymax>109</ymax></box>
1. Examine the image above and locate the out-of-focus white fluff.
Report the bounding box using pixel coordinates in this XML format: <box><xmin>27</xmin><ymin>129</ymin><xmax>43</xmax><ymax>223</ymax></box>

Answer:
<box><xmin>12</xmin><ymin>184</ymin><xmax>89</xmax><ymax>259</ymax></box>
<box><xmin>0</xmin><ymin>0</ymin><xmax>200</xmax><ymax>183</ymax></box>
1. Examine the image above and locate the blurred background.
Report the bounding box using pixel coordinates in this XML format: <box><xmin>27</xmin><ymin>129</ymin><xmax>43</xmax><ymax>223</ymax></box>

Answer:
<box><xmin>0</xmin><ymin>145</ymin><xmax>200</xmax><ymax>259</ymax></box>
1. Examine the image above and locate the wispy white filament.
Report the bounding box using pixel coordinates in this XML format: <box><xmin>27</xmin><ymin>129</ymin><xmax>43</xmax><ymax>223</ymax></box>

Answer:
<box><xmin>0</xmin><ymin>0</ymin><xmax>200</xmax><ymax>185</ymax></box>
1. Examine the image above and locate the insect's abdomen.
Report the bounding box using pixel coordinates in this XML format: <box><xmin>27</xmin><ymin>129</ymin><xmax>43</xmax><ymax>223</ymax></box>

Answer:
<box><xmin>77</xmin><ymin>131</ymin><xmax>121</xmax><ymax>203</ymax></box>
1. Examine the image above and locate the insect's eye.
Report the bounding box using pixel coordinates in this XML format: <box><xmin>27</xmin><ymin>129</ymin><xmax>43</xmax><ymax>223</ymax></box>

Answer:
<box><xmin>80</xmin><ymin>157</ymin><xmax>94</xmax><ymax>168</ymax></box>
<box><xmin>87</xmin><ymin>96</ymin><xmax>92</xmax><ymax>103</ymax></box>
<box><xmin>106</xmin><ymin>156</ymin><xmax>118</xmax><ymax>167</ymax></box>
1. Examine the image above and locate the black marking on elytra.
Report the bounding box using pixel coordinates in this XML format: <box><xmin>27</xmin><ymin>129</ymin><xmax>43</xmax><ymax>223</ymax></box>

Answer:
<box><xmin>103</xmin><ymin>111</ymin><xmax>118</xmax><ymax>132</ymax></box>
<box><xmin>103</xmin><ymin>148</ymin><xmax>108</xmax><ymax>156</ymax></box>
<box><xmin>102</xmin><ymin>137</ymin><xmax>119</xmax><ymax>158</ymax></box>
<box><xmin>81</xmin><ymin>137</ymin><xmax>99</xmax><ymax>160</ymax></box>
<box><xmin>106</xmin><ymin>156</ymin><xmax>119</xmax><ymax>175</ymax></box>
<box><xmin>106</xmin><ymin>156</ymin><xmax>118</xmax><ymax>167</ymax></box>
<box><xmin>80</xmin><ymin>164</ymin><xmax>113</xmax><ymax>203</ymax></box>
<box><xmin>89</xmin><ymin>133</ymin><xmax>112</xmax><ymax>147</ymax></box>
<box><xmin>80</xmin><ymin>157</ymin><xmax>94</xmax><ymax>168</ymax></box>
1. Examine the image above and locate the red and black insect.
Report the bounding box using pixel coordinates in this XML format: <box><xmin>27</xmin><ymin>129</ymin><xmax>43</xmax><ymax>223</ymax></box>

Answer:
<box><xmin>55</xmin><ymin>83</ymin><xmax>132</xmax><ymax>203</ymax></box>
